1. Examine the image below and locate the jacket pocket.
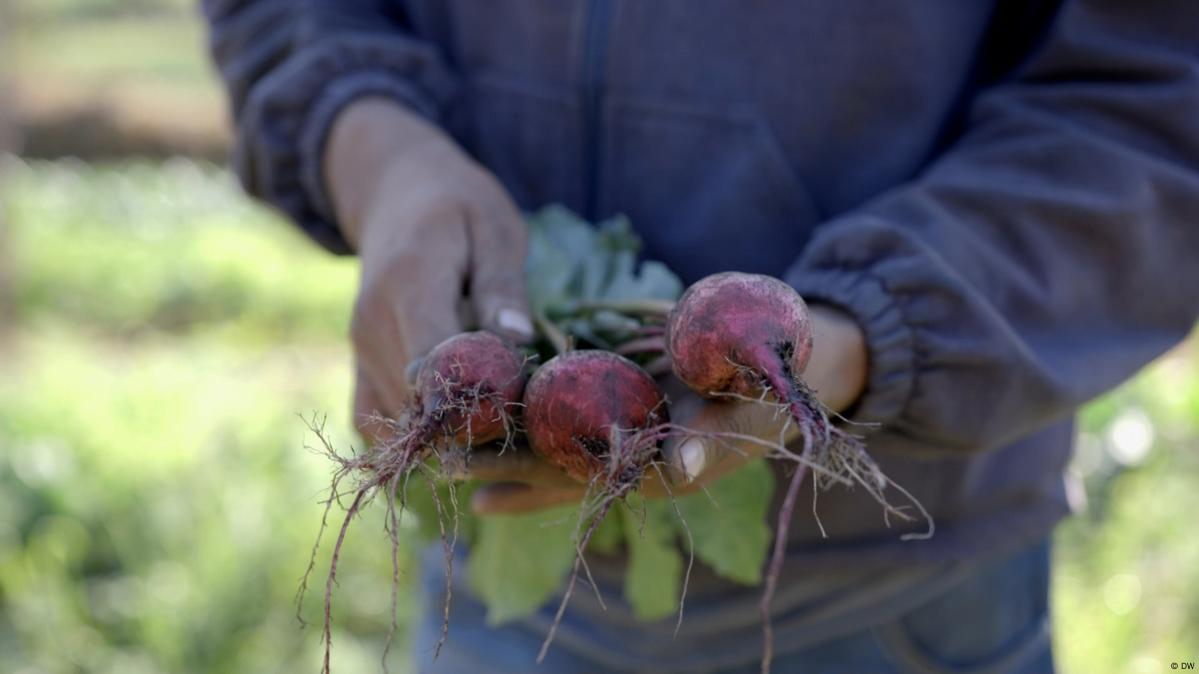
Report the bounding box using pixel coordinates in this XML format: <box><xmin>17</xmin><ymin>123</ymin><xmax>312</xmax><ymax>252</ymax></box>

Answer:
<box><xmin>871</xmin><ymin>540</ymin><xmax>1054</xmax><ymax>674</ymax></box>
<box><xmin>601</xmin><ymin>97</ymin><xmax>822</xmax><ymax>283</ymax></box>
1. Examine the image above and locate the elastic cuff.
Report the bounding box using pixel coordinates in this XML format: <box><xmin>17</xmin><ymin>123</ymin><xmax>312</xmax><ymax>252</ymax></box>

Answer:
<box><xmin>235</xmin><ymin>35</ymin><xmax>456</xmax><ymax>254</ymax></box>
<box><xmin>785</xmin><ymin>268</ymin><xmax>916</xmax><ymax>431</ymax></box>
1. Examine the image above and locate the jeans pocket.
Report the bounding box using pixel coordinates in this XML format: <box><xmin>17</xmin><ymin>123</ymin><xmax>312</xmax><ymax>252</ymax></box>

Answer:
<box><xmin>872</xmin><ymin>541</ymin><xmax>1053</xmax><ymax>674</ymax></box>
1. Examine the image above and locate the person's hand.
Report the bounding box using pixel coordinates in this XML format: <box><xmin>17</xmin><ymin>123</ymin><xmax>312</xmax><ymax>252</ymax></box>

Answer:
<box><xmin>325</xmin><ymin>98</ymin><xmax>534</xmax><ymax>439</ymax></box>
<box><xmin>466</xmin><ymin>305</ymin><xmax>869</xmax><ymax>514</ymax></box>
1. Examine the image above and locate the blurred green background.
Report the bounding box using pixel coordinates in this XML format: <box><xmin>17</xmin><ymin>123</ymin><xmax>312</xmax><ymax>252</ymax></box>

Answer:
<box><xmin>1</xmin><ymin>3</ymin><xmax>1196</xmax><ymax>674</ymax></box>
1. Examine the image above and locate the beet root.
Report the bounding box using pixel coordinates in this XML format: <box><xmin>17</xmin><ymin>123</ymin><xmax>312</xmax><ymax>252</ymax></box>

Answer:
<box><xmin>302</xmin><ymin>330</ymin><xmax>528</xmax><ymax>673</ymax></box>
<box><xmin>666</xmin><ymin>272</ymin><xmax>930</xmax><ymax>674</ymax></box>
<box><xmin>667</xmin><ymin>271</ymin><xmax>813</xmax><ymax>402</ymax></box>
<box><xmin>524</xmin><ymin>349</ymin><xmax>667</xmax><ymax>484</ymax></box>
<box><xmin>521</xmin><ymin>349</ymin><xmax>673</xmax><ymax>662</ymax></box>
<box><xmin>414</xmin><ymin>330</ymin><xmax>529</xmax><ymax>448</ymax></box>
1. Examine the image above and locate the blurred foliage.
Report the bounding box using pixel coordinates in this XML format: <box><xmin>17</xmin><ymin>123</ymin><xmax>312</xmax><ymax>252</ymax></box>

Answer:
<box><xmin>11</xmin><ymin>0</ymin><xmax>193</xmax><ymax>22</ymax></box>
<box><xmin>1</xmin><ymin>158</ymin><xmax>1197</xmax><ymax>674</ymax></box>
<box><xmin>4</xmin><ymin>158</ymin><xmax>354</xmax><ymax>342</ymax></box>
<box><xmin>7</xmin><ymin>0</ymin><xmax>216</xmax><ymax>98</ymax></box>
<box><xmin>4</xmin><ymin>1</ymin><xmax>229</xmax><ymax>162</ymax></box>
<box><xmin>1055</xmin><ymin>359</ymin><xmax>1199</xmax><ymax>674</ymax></box>
<box><xmin>11</xmin><ymin>18</ymin><xmax>213</xmax><ymax>93</ymax></box>
<box><xmin>0</xmin><ymin>159</ymin><xmax>415</xmax><ymax>673</ymax></box>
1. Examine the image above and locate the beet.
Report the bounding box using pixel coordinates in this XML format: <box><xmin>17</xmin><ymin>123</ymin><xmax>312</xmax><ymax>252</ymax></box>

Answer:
<box><xmin>667</xmin><ymin>271</ymin><xmax>813</xmax><ymax>402</ymax></box>
<box><xmin>415</xmin><ymin>330</ymin><xmax>528</xmax><ymax>447</ymax></box>
<box><xmin>303</xmin><ymin>330</ymin><xmax>527</xmax><ymax>673</ymax></box>
<box><xmin>665</xmin><ymin>272</ymin><xmax>852</xmax><ymax>674</ymax></box>
<box><xmin>521</xmin><ymin>349</ymin><xmax>671</xmax><ymax>662</ymax></box>
<box><xmin>524</xmin><ymin>350</ymin><xmax>667</xmax><ymax>484</ymax></box>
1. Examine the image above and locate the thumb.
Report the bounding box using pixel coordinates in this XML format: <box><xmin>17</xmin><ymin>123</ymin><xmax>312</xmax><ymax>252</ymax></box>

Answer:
<box><xmin>466</xmin><ymin>205</ymin><xmax>534</xmax><ymax>344</ymax></box>
<box><xmin>661</xmin><ymin>399</ymin><xmax>790</xmax><ymax>487</ymax></box>
<box><xmin>669</xmin><ymin>435</ymin><xmax>714</xmax><ymax>486</ymax></box>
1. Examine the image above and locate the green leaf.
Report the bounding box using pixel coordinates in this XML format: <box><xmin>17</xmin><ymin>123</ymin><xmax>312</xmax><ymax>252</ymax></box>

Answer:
<box><xmin>468</xmin><ymin>505</ymin><xmax>579</xmax><ymax>624</ymax></box>
<box><xmin>524</xmin><ymin>214</ymin><xmax>582</xmax><ymax>315</ymax></box>
<box><xmin>621</xmin><ymin>496</ymin><xmax>683</xmax><ymax>621</ymax></box>
<box><xmin>401</xmin><ymin>473</ymin><xmax>479</xmax><ymax>543</ymax></box>
<box><xmin>588</xmin><ymin>506</ymin><xmax>625</xmax><ymax>555</ymax></box>
<box><xmin>602</xmin><ymin>259</ymin><xmax>683</xmax><ymax>303</ymax></box>
<box><xmin>524</xmin><ymin>206</ymin><xmax>684</xmax><ymax>344</ymax></box>
<box><xmin>675</xmin><ymin>460</ymin><xmax>774</xmax><ymax>585</ymax></box>
<box><xmin>525</xmin><ymin>206</ymin><xmax>602</xmax><ymax>315</ymax></box>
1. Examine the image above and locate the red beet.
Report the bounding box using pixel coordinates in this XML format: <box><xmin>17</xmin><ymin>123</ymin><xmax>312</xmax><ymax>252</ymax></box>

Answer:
<box><xmin>521</xmin><ymin>349</ymin><xmax>671</xmax><ymax>662</ymax></box>
<box><xmin>667</xmin><ymin>271</ymin><xmax>813</xmax><ymax>403</ymax></box>
<box><xmin>665</xmin><ymin>272</ymin><xmax>836</xmax><ymax>674</ymax></box>
<box><xmin>415</xmin><ymin>330</ymin><xmax>528</xmax><ymax>447</ymax></box>
<box><xmin>524</xmin><ymin>350</ymin><xmax>667</xmax><ymax>484</ymax></box>
<box><xmin>304</xmin><ymin>330</ymin><xmax>527</xmax><ymax>673</ymax></box>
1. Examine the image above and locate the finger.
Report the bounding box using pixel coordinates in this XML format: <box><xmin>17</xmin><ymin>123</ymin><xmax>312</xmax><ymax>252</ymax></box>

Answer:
<box><xmin>354</xmin><ymin>215</ymin><xmax>469</xmax><ymax>407</ymax></box>
<box><xmin>471</xmin><ymin>482</ymin><xmax>586</xmax><ymax>515</ymax></box>
<box><xmin>465</xmin><ymin>194</ymin><xmax>534</xmax><ymax>344</ymax></box>
<box><xmin>638</xmin><ymin>461</ymin><xmax>705</xmax><ymax>500</ymax></box>
<box><xmin>804</xmin><ymin>305</ymin><xmax>869</xmax><ymax>412</ymax></box>
<box><xmin>661</xmin><ymin>399</ymin><xmax>795</xmax><ymax>486</ymax></box>
<box><xmin>387</xmin><ymin>228</ymin><xmax>467</xmax><ymax>362</ymax></box>
<box><xmin>353</xmin><ymin>332</ymin><xmax>411</xmax><ymax>416</ymax></box>
<box><xmin>463</xmin><ymin>448</ymin><xmax>579</xmax><ymax>487</ymax></box>
<box><xmin>662</xmin><ymin>432</ymin><xmax>718</xmax><ymax>486</ymax></box>
<box><xmin>352</xmin><ymin>367</ymin><xmax>398</xmax><ymax>447</ymax></box>
<box><xmin>352</xmin><ymin>287</ymin><xmax>417</xmax><ymax>416</ymax></box>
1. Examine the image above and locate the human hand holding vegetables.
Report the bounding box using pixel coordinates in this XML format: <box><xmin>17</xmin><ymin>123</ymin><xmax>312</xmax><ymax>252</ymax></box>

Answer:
<box><xmin>325</xmin><ymin>98</ymin><xmax>534</xmax><ymax>437</ymax></box>
<box><xmin>468</xmin><ymin>304</ymin><xmax>868</xmax><ymax>514</ymax></box>
<box><xmin>312</xmin><ymin>156</ymin><xmax>882</xmax><ymax>673</ymax></box>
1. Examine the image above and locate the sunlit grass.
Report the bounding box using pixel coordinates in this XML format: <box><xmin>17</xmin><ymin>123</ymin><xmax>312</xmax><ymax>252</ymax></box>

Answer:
<box><xmin>4</xmin><ymin>6</ymin><xmax>230</xmax><ymax>155</ymax></box>
<box><xmin>8</xmin><ymin>10</ymin><xmax>217</xmax><ymax>95</ymax></box>
<box><xmin>0</xmin><ymin>159</ymin><xmax>411</xmax><ymax>673</ymax></box>
<box><xmin>1053</xmin><ymin>347</ymin><xmax>1199</xmax><ymax>673</ymax></box>
<box><xmin>0</xmin><ymin>333</ymin><xmax>415</xmax><ymax>673</ymax></box>
<box><xmin>3</xmin><ymin>157</ymin><xmax>356</xmax><ymax>342</ymax></box>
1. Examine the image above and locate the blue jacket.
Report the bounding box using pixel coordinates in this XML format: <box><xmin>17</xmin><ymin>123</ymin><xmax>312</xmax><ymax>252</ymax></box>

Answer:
<box><xmin>205</xmin><ymin>0</ymin><xmax>1199</xmax><ymax>666</ymax></box>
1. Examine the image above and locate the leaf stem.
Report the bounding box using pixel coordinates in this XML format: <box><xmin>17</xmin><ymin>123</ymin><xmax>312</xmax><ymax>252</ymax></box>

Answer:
<box><xmin>534</xmin><ymin>310</ymin><xmax>570</xmax><ymax>354</ymax></box>
<box><xmin>571</xmin><ymin>298</ymin><xmax>675</xmax><ymax>317</ymax></box>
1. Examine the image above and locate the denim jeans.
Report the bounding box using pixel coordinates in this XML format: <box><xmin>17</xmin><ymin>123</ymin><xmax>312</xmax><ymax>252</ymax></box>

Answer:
<box><xmin>414</xmin><ymin>538</ymin><xmax>1053</xmax><ymax>674</ymax></box>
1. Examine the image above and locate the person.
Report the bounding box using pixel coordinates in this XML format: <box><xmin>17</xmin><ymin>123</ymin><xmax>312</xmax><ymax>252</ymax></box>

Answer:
<box><xmin>204</xmin><ymin>2</ymin><xmax>1199</xmax><ymax>672</ymax></box>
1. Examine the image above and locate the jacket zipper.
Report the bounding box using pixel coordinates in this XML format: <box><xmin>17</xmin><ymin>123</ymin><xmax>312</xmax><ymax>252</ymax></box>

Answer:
<box><xmin>580</xmin><ymin>0</ymin><xmax>612</xmax><ymax>220</ymax></box>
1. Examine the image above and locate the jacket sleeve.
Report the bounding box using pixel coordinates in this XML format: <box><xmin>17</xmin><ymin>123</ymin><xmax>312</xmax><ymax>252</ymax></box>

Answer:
<box><xmin>784</xmin><ymin>0</ymin><xmax>1199</xmax><ymax>456</ymax></box>
<box><xmin>202</xmin><ymin>0</ymin><xmax>457</xmax><ymax>253</ymax></box>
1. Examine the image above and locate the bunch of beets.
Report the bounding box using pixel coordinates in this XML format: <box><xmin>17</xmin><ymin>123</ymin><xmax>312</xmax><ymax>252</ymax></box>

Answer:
<box><xmin>304</xmin><ymin>269</ymin><xmax>928</xmax><ymax>674</ymax></box>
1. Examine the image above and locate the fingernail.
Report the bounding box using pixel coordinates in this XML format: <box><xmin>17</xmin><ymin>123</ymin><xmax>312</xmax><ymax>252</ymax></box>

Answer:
<box><xmin>678</xmin><ymin>438</ymin><xmax>707</xmax><ymax>483</ymax></box>
<box><xmin>496</xmin><ymin>308</ymin><xmax>534</xmax><ymax>340</ymax></box>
